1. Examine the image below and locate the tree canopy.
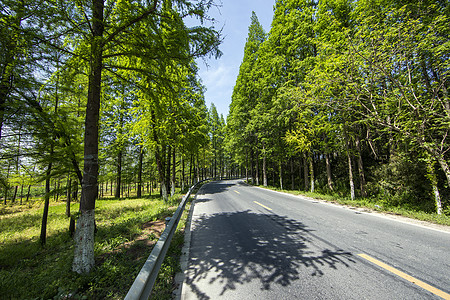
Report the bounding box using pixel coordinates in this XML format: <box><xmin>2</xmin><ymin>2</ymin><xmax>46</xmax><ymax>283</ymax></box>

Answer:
<box><xmin>1</xmin><ymin>0</ymin><xmax>449</xmax><ymax>280</ymax></box>
<box><xmin>0</xmin><ymin>0</ymin><xmax>222</xmax><ymax>274</ymax></box>
<box><xmin>227</xmin><ymin>0</ymin><xmax>450</xmax><ymax>214</ymax></box>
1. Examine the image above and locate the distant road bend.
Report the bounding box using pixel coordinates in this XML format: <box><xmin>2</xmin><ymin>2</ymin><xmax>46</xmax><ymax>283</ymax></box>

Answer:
<box><xmin>177</xmin><ymin>179</ymin><xmax>450</xmax><ymax>300</ymax></box>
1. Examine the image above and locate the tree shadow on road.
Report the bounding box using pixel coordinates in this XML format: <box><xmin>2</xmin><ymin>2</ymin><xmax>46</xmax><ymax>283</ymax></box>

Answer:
<box><xmin>200</xmin><ymin>181</ymin><xmax>236</xmax><ymax>195</ymax></box>
<box><xmin>185</xmin><ymin>210</ymin><xmax>355</xmax><ymax>299</ymax></box>
<box><xmin>192</xmin><ymin>181</ymin><xmax>236</xmax><ymax>205</ymax></box>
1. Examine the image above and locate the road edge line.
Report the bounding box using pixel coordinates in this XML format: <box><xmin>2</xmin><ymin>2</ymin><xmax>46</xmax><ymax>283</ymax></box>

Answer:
<box><xmin>173</xmin><ymin>183</ymin><xmax>208</xmax><ymax>300</ymax></box>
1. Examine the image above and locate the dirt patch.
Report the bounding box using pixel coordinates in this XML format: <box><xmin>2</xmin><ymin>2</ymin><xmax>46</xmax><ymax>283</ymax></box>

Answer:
<box><xmin>97</xmin><ymin>218</ymin><xmax>169</xmax><ymax>264</ymax></box>
<box><xmin>125</xmin><ymin>219</ymin><xmax>167</xmax><ymax>261</ymax></box>
<box><xmin>140</xmin><ymin>219</ymin><xmax>166</xmax><ymax>238</ymax></box>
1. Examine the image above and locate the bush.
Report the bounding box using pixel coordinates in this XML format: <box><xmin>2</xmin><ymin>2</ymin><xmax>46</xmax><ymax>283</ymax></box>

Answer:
<box><xmin>369</xmin><ymin>152</ymin><xmax>434</xmax><ymax>212</ymax></box>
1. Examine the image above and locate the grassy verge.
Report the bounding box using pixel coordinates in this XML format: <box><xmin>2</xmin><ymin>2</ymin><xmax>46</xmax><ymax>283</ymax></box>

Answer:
<box><xmin>151</xmin><ymin>201</ymin><xmax>191</xmax><ymax>299</ymax></box>
<box><xmin>0</xmin><ymin>193</ymin><xmax>190</xmax><ymax>299</ymax></box>
<box><xmin>257</xmin><ymin>185</ymin><xmax>450</xmax><ymax>227</ymax></box>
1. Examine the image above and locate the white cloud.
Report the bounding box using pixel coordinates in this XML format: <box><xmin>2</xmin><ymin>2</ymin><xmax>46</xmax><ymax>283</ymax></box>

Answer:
<box><xmin>199</xmin><ymin>62</ymin><xmax>237</xmax><ymax>117</ymax></box>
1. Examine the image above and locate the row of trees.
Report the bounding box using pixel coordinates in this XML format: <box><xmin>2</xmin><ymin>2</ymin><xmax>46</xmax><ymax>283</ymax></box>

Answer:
<box><xmin>4</xmin><ymin>0</ymin><xmax>448</xmax><ymax>275</ymax></box>
<box><xmin>0</xmin><ymin>0</ymin><xmax>232</xmax><ymax>274</ymax></box>
<box><xmin>227</xmin><ymin>0</ymin><xmax>449</xmax><ymax>214</ymax></box>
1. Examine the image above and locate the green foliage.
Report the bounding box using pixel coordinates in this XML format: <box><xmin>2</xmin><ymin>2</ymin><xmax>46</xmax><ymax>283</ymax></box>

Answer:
<box><xmin>1</xmin><ymin>0</ymin><xmax>223</xmax><ymax>274</ymax></box>
<box><xmin>227</xmin><ymin>11</ymin><xmax>267</xmax><ymax>165</ymax></box>
<box><xmin>368</xmin><ymin>153</ymin><xmax>432</xmax><ymax>210</ymax></box>
<box><xmin>227</xmin><ymin>0</ymin><xmax>450</xmax><ymax>213</ymax></box>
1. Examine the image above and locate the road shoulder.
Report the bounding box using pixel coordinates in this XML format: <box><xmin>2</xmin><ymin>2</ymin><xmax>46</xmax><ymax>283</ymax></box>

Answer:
<box><xmin>173</xmin><ymin>183</ymin><xmax>207</xmax><ymax>300</ymax></box>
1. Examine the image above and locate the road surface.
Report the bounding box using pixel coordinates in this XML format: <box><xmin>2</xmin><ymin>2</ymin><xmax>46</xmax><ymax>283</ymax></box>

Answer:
<box><xmin>177</xmin><ymin>179</ymin><xmax>450</xmax><ymax>299</ymax></box>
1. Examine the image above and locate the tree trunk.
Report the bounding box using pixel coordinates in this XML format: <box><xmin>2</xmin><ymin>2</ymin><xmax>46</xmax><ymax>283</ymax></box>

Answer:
<box><xmin>13</xmin><ymin>126</ymin><xmax>21</xmax><ymax>202</ymax></box>
<box><xmin>298</xmin><ymin>162</ymin><xmax>302</xmax><ymax>191</ymax></box>
<box><xmin>344</xmin><ymin>131</ymin><xmax>355</xmax><ymax>200</ymax></box>
<box><xmin>26</xmin><ymin>185</ymin><xmax>31</xmax><ymax>202</ymax></box>
<box><xmin>40</xmin><ymin>53</ymin><xmax>60</xmax><ymax>245</ymax></box>
<box><xmin>245</xmin><ymin>149</ymin><xmax>249</xmax><ymax>183</ymax></box>
<box><xmin>73</xmin><ymin>181</ymin><xmax>78</xmax><ymax>201</ymax></box>
<box><xmin>214</xmin><ymin>148</ymin><xmax>217</xmax><ymax>178</ymax></box>
<box><xmin>115</xmin><ymin>150</ymin><xmax>122</xmax><ymax>198</ymax></box>
<box><xmin>255</xmin><ymin>148</ymin><xmax>259</xmax><ymax>185</ymax></box>
<box><xmin>427</xmin><ymin>161</ymin><xmax>442</xmax><ymax>215</ymax></box>
<box><xmin>40</xmin><ymin>162</ymin><xmax>52</xmax><ymax>246</ymax></box>
<box><xmin>303</xmin><ymin>155</ymin><xmax>309</xmax><ymax>191</ymax></box>
<box><xmin>171</xmin><ymin>147</ymin><xmax>175</xmax><ymax>196</ymax></box>
<box><xmin>181</xmin><ymin>155</ymin><xmax>185</xmax><ymax>191</ymax></box>
<box><xmin>290</xmin><ymin>158</ymin><xmax>294</xmax><ymax>190</ymax></box>
<box><xmin>201</xmin><ymin>150</ymin><xmax>205</xmax><ymax>180</ymax></box>
<box><xmin>166</xmin><ymin>145</ymin><xmax>171</xmax><ymax>194</ymax></box>
<box><xmin>66</xmin><ymin>176</ymin><xmax>71</xmax><ymax>217</ymax></box>
<box><xmin>189</xmin><ymin>154</ymin><xmax>193</xmax><ymax>186</ymax></box>
<box><xmin>56</xmin><ymin>180</ymin><xmax>60</xmax><ymax>201</ymax></box>
<box><xmin>3</xmin><ymin>187</ymin><xmax>8</xmax><ymax>205</ymax></box>
<box><xmin>262</xmin><ymin>142</ymin><xmax>267</xmax><ymax>187</ymax></box>
<box><xmin>196</xmin><ymin>154</ymin><xmax>200</xmax><ymax>183</ymax></box>
<box><xmin>221</xmin><ymin>153</ymin><xmax>224</xmax><ymax>179</ymax></box>
<box><xmin>325</xmin><ymin>153</ymin><xmax>334</xmax><ymax>191</ymax></box>
<box><xmin>435</xmin><ymin>154</ymin><xmax>450</xmax><ymax>202</ymax></box>
<box><xmin>155</xmin><ymin>147</ymin><xmax>168</xmax><ymax>201</ymax></box>
<box><xmin>12</xmin><ymin>186</ymin><xmax>18</xmax><ymax>203</ymax></box>
<box><xmin>72</xmin><ymin>0</ymin><xmax>104</xmax><ymax>274</ymax></box>
<box><xmin>4</xmin><ymin>161</ymin><xmax>11</xmax><ymax>204</ymax></box>
<box><xmin>279</xmin><ymin>162</ymin><xmax>283</xmax><ymax>190</ymax></box>
<box><xmin>20</xmin><ymin>185</ymin><xmax>23</xmax><ymax>205</ymax></box>
<box><xmin>137</xmin><ymin>147</ymin><xmax>143</xmax><ymax>198</ymax></box>
<box><xmin>309</xmin><ymin>154</ymin><xmax>314</xmax><ymax>193</ymax></box>
<box><xmin>250</xmin><ymin>149</ymin><xmax>255</xmax><ymax>185</ymax></box>
<box><xmin>355</xmin><ymin>135</ymin><xmax>366</xmax><ymax>197</ymax></box>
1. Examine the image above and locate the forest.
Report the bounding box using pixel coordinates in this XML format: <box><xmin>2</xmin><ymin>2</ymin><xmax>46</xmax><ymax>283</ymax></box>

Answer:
<box><xmin>0</xmin><ymin>0</ymin><xmax>229</xmax><ymax>277</ymax></box>
<box><xmin>228</xmin><ymin>0</ymin><xmax>450</xmax><ymax>216</ymax></box>
<box><xmin>0</xmin><ymin>0</ymin><xmax>449</xmax><ymax>297</ymax></box>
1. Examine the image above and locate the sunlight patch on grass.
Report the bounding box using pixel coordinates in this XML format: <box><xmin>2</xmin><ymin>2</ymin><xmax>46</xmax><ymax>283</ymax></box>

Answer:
<box><xmin>0</xmin><ymin>193</ymin><xmax>189</xmax><ymax>299</ymax></box>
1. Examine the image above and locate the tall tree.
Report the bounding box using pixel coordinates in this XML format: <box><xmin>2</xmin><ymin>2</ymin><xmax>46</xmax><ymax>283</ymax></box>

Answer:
<box><xmin>227</xmin><ymin>11</ymin><xmax>266</xmax><ymax>181</ymax></box>
<box><xmin>72</xmin><ymin>0</ymin><xmax>220</xmax><ymax>273</ymax></box>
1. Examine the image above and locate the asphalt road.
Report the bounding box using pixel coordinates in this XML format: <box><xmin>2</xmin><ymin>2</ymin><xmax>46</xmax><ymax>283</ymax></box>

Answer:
<box><xmin>177</xmin><ymin>179</ymin><xmax>450</xmax><ymax>299</ymax></box>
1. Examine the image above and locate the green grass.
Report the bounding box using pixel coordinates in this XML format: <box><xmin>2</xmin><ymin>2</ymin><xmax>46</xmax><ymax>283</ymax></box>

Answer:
<box><xmin>0</xmin><ymin>193</ymin><xmax>190</xmax><ymax>299</ymax></box>
<box><xmin>258</xmin><ymin>185</ymin><xmax>450</xmax><ymax>227</ymax></box>
<box><xmin>150</xmin><ymin>199</ymin><xmax>193</xmax><ymax>300</ymax></box>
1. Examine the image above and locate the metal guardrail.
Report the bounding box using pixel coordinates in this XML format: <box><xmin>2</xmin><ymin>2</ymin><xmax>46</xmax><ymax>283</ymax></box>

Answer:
<box><xmin>124</xmin><ymin>179</ymin><xmax>209</xmax><ymax>300</ymax></box>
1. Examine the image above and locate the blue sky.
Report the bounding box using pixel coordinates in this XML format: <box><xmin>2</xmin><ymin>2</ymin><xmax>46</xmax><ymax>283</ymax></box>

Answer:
<box><xmin>196</xmin><ymin>0</ymin><xmax>275</xmax><ymax>118</ymax></box>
